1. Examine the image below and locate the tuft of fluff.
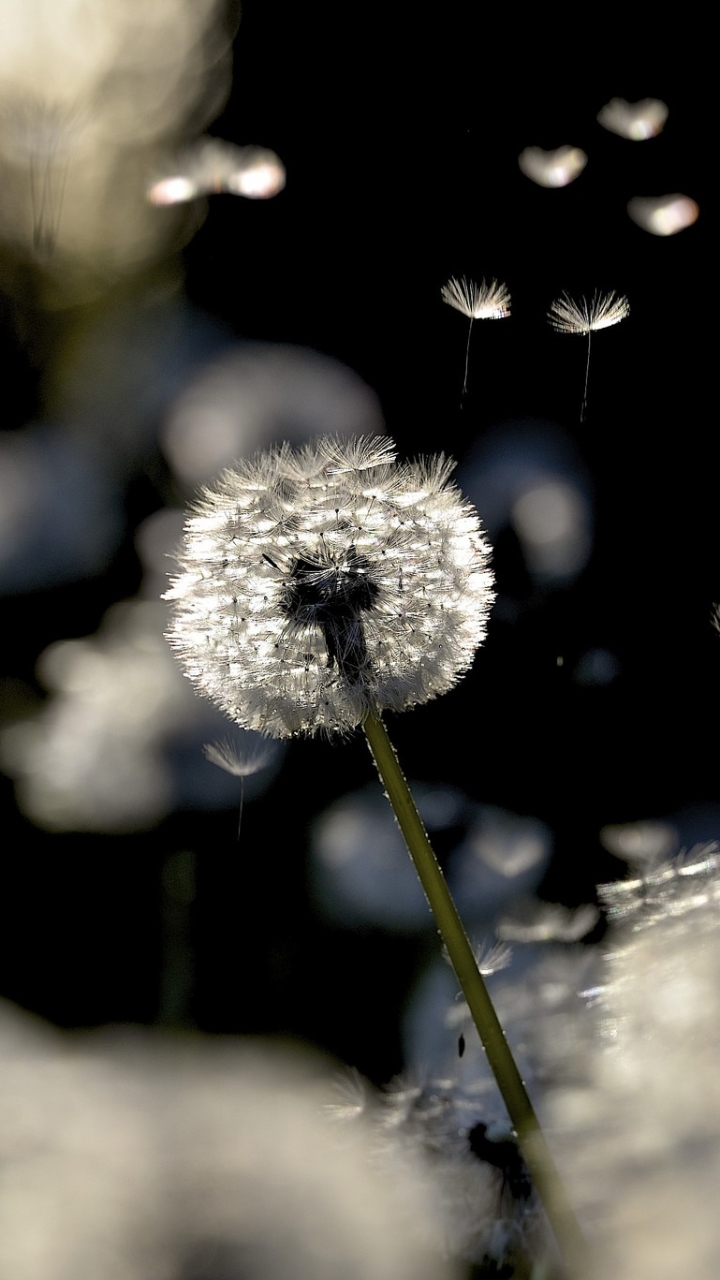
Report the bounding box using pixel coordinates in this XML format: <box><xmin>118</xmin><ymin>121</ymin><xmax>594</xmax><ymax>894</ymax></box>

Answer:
<box><xmin>547</xmin><ymin>290</ymin><xmax>630</xmax><ymax>335</ymax></box>
<box><xmin>374</xmin><ymin>1074</ymin><xmax>549</xmax><ymax>1270</ymax></box>
<box><xmin>164</xmin><ymin>435</ymin><xmax>494</xmax><ymax>737</ymax></box>
<box><xmin>0</xmin><ymin>1004</ymin><xmax>457</xmax><ymax>1280</ymax></box>
<box><xmin>547</xmin><ymin>846</ymin><xmax>720</xmax><ymax>1279</ymax></box>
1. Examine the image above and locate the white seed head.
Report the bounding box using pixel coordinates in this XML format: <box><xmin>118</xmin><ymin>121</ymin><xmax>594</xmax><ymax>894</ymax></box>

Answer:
<box><xmin>441</xmin><ymin>276</ymin><xmax>511</xmax><ymax>321</ymax></box>
<box><xmin>547</xmin><ymin>290</ymin><xmax>630</xmax><ymax>335</ymax></box>
<box><xmin>165</xmin><ymin>435</ymin><xmax>495</xmax><ymax>738</ymax></box>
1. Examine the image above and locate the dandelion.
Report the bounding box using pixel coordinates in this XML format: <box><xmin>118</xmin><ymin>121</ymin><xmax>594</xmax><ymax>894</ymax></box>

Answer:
<box><xmin>548</xmin><ymin>289</ymin><xmax>630</xmax><ymax>420</ymax></box>
<box><xmin>165</xmin><ymin>434</ymin><xmax>494</xmax><ymax>738</ymax></box>
<box><xmin>440</xmin><ymin>276</ymin><xmax>510</xmax><ymax>397</ymax></box>
<box><xmin>166</xmin><ymin>434</ymin><xmax>584</xmax><ymax>1270</ymax></box>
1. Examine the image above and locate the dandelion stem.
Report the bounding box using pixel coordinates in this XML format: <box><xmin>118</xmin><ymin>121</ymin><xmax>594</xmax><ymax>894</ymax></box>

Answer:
<box><xmin>363</xmin><ymin>708</ymin><xmax>587</xmax><ymax>1278</ymax></box>
<box><xmin>462</xmin><ymin>318</ymin><xmax>473</xmax><ymax>397</ymax></box>
<box><xmin>581</xmin><ymin>330</ymin><xmax>592</xmax><ymax>422</ymax></box>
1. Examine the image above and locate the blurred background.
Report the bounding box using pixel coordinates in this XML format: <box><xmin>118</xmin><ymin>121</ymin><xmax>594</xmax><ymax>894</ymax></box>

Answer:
<box><xmin>0</xmin><ymin>2</ymin><xmax>713</xmax><ymax>1085</ymax></box>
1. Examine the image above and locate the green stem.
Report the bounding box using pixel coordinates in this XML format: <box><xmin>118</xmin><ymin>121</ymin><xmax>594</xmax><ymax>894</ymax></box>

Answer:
<box><xmin>363</xmin><ymin>709</ymin><xmax>586</xmax><ymax>1277</ymax></box>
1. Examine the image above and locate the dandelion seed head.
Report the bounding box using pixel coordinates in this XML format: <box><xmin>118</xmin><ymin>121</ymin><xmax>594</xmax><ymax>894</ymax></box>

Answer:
<box><xmin>547</xmin><ymin>290</ymin><xmax>630</xmax><ymax>335</ymax></box>
<box><xmin>165</xmin><ymin>435</ymin><xmax>495</xmax><ymax>738</ymax></box>
<box><xmin>441</xmin><ymin>276</ymin><xmax>511</xmax><ymax>321</ymax></box>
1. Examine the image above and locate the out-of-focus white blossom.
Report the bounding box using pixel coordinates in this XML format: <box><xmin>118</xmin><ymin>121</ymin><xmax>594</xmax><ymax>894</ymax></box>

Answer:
<box><xmin>162</xmin><ymin>343</ymin><xmax>385</xmax><ymax>487</ymax></box>
<box><xmin>0</xmin><ymin>599</ymin><xmax>283</xmax><ymax>831</ymax></box>
<box><xmin>373</xmin><ymin>1074</ymin><xmax>549</xmax><ymax>1269</ymax></box>
<box><xmin>498</xmin><ymin>901</ymin><xmax>600</xmax><ymax>944</ymax></box>
<box><xmin>0</xmin><ymin>1005</ymin><xmax>456</xmax><ymax>1280</ymax></box>
<box><xmin>165</xmin><ymin>436</ymin><xmax>495</xmax><ymax>737</ymax></box>
<box><xmin>0</xmin><ymin>0</ymin><xmax>236</xmax><ymax>292</ymax></box>
<box><xmin>518</xmin><ymin>145</ymin><xmax>587</xmax><ymax>187</ymax></box>
<box><xmin>548</xmin><ymin>846</ymin><xmax>720</xmax><ymax>1278</ymax></box>
<box><xmin>627</xmin><ymin>193</ymin><xmax>699</xmax><ymax>235</ymax></box>
<box><xmin>459</xmin><ymin>420</ymin><xmax>594</xmax><ymax>591</ymax></box>
<box><xmin>599</xmin><ymin>817</ymin><xmax>678</xmax><ymax>865</ymax></box>
<box><xmin>597</xmin><ymin>97</ymin><xmax>668</xmax><ymax>140</ymax></box>
<box><xmin>0</xmin><ymin>424</ymin><xmax>123</xmax><ymax>593</ymax></box>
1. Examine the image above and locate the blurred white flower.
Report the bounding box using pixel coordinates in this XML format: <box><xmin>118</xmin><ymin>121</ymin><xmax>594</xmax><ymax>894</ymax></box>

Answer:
<box><xmin>498</xmin><ymin>901</ymin><xmax>600</xmax><ymax>944</ymax></box>
<box><xmin>165</xmin><ymin>435</ymin><xmax>495</xmax><ymax>737</ymax></box>
<box><xmin>162</xmin><ymin>343</ymin><xmax>385</xmax><ymax>488</ymax></box>
<box><xmin>312</xmin><ymin>782</ymin><xmax>468</xmax><ymax>930</ymax></box>
<box><xmin>375</xmin><ymin>1073</ymin><xmax>548</xmax><ymax>1269</ymax></box>
<box><xmin>550</xmin><ymin>847</ymin><xmax>720</xmax><ymax>1278</ymax></box>
<box><xmin>517</xmin><ymin>145</ymin><xmax>587</xmax><ymax>188</ymax></box>
<box><xmin>596</xmin><ymin>96</ymin><xmax>668</xmax><ymax>140</ymax></box>
<box><xmin>0</xmin><ymin>600</ymin><xmax>283</xmax><ymax>831</ymax></box>
<box><xmin>599</xmin><ymin>818</ymin><xmax>678</xmax><ymax>866</ymax></box>
<box><xmin>458</xmin><ymin>420</ymin><xmax>594</xmax><ymax>591</ymax></box>
<box><xmin>627</xmin><ymin>193</ymin><xmax>699</xmax><ymax>236</ymax></box>
<box><xmin>0</xmin><ymin>1006</ymin><xmax>456</xmax><ymax>1280</ymax></box>
<box><xmin>0</xmin><ymin>0</ymin><xmax>236</xmax><ymax>291</ymax></box>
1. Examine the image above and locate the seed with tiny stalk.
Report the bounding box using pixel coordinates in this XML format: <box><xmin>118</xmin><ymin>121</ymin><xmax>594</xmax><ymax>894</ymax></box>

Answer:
<box><xmin>441</xmin><ymin>276</ymin><xmax>511</xmax><ymax>398</ymax></box>
<box><xmin>548</xmin><ymin>289</ymin><xmax>630</xmax><ymax>421</ymax></box>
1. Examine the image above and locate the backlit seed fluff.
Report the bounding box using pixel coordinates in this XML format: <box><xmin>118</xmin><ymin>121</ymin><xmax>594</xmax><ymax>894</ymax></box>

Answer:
<box><xmin>164</xmin><ymin>435</ymin><xmax>495</xmax><ymax>737</ymax></box>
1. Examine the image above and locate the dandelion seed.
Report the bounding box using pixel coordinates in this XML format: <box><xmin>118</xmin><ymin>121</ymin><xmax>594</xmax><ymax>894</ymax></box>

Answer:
<box><xmin>596</xmin><ymin>96</ymin><xmax>668</xmax><ymax>140</ymax></box>
<box><xmin>203</xmin><ymin>734</ymin><xmax>278</xmax><ymax>778</ymax></box>
<box><xmin>627</xmin><ymin>193</ymin><xmax>699</xmax><ymax>236</ymax></box>
<box><xmin>147</xmin><ymin>138</ymin><xmax>285</xmax><ymax>206</ymax></box>
<box><xmin>440</xmin><ymin>276</ymin><xmax>510</xmax><ymax>399</ymax></box>
<box><xmin>547</xmin><ymin>290</ymin><xmax>630</xmax><ymax>421</ymax></box>
<box><xmin>517</xmin><ymin>145</ymin><xmax>587</xmax><ymax>188</ymax></box>
<box><xmin>497</xmin><ymin>901</ymin><xmax>600</xmax><ymax>944</ymax></box>
<box><xmin>204</xmin><ymin>732</ymin><xmax>279</xmax><ymax>839</ymax></box>
<box><xmin>165</xmin><ymin>435</ymin><xmax>494</xmax><ymax>738</ymax></box>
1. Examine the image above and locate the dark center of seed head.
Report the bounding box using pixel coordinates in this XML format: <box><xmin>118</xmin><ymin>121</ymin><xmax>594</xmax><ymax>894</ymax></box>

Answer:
<box><xmin>280</xmin><ymin>546</ymin><xmax>379</xmax><ymax>681</ymax></box>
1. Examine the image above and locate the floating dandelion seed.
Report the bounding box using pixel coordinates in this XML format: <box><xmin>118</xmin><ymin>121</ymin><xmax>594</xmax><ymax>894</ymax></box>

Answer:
<box><xmin>147</xmin><ymin>138</ymin><xmax>285</xmax><ymax>206</ymax></box>
<box><xmin>548</xmin><ymin>290</ymin><xmax>630</xmax><ymax>421</ymax></box>
<box><xmin>203</xmin><ymin>733</ymin><xmax>279</xmax><ymax>839</ymax></box>
<box><xmin>165</xmin><ymin>435</ymin><xmax>494</xmax><ymax>738</ymax></box>
<box><xmin>627</xmin><ymin>193</ymin><xmax>699</xmax><ymax>236</ymax></box>
<box><xmin>440</xmin><ymin>276</ymin><xmax>510</xmax><ymax>397</ymax></box>
<box><xmin>597</xmin><ymin>97</ymin><xmax>668</xmax><ymax>140</ymax></box>
<box><xmin>517</xmin><ymin>145</ymin><xmax>587</xmax><ymax>188</ymax></box>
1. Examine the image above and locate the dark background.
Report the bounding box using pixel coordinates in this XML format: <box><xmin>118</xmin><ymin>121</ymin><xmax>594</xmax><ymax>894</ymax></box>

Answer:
<box><xmin>0</xmin><ymin>6</ymin><xmax>713</xmax><ymax>1082</ymax></box>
